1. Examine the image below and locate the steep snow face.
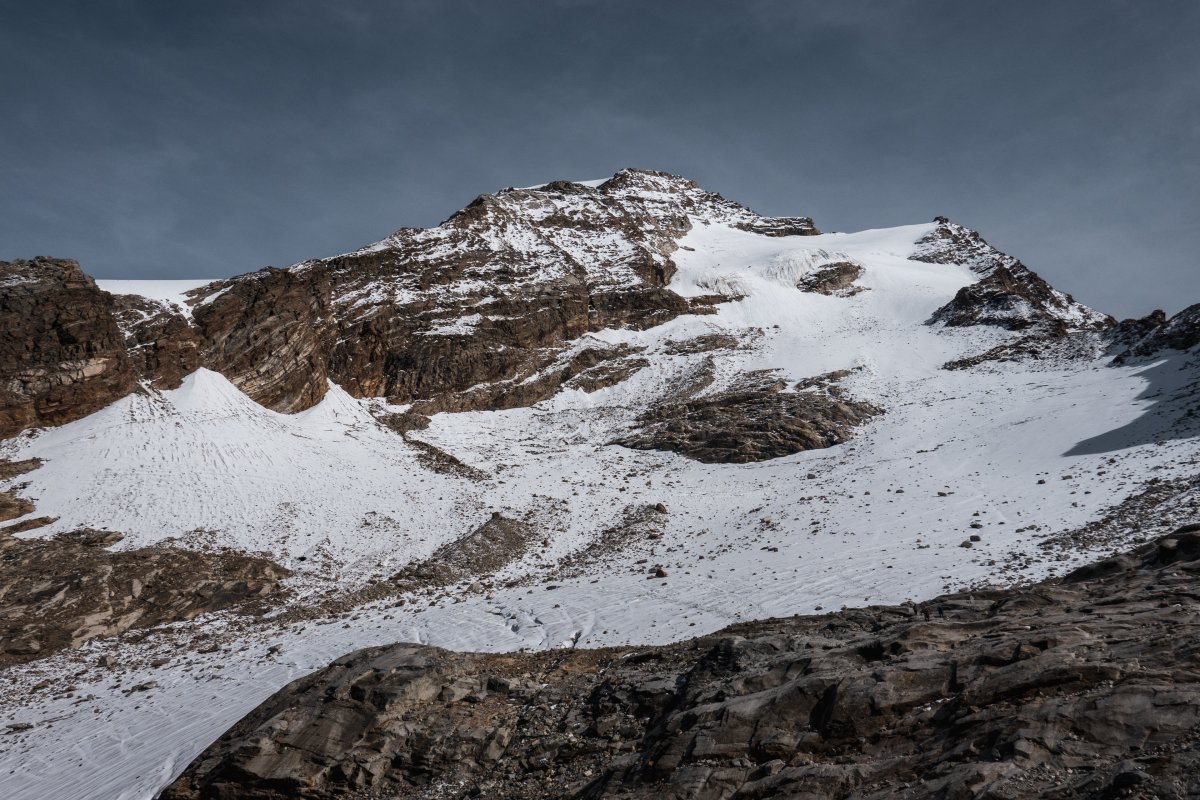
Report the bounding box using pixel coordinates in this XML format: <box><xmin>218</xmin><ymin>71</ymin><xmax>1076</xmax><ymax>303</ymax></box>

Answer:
<box><xmin>0</xmin><ymin>201</ymin><xmax>1193</xmax><ymax>799</ymax></box>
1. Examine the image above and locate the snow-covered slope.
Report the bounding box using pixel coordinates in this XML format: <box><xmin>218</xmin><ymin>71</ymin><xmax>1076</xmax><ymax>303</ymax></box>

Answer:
<box><xmin>96</xmin><ymin>279</ymin><xmax>210</xmax><ymax>318</ymax></box>
<box><xmin>1</xmin><ymin>177</ymin><xmax>1198</xmax><ymax>800</ymax></box>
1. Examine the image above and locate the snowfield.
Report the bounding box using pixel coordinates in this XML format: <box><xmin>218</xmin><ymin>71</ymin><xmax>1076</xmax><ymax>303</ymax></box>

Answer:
<box><xmin>2</xmin><ymin>221</ymin><xmax>1197</xmax><ymax>800</ymax></box>
<box><xmin>95</xmin><ymin>279</ymin><xmax>211</xmax><ymax>318</ymax></box>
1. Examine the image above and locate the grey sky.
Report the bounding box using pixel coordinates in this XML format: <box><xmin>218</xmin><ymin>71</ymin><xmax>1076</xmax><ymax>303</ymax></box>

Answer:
<box><xmin>2</xmin><ymin>1</ymin><xmax>1197</xmax><ymax>318</ymax></box>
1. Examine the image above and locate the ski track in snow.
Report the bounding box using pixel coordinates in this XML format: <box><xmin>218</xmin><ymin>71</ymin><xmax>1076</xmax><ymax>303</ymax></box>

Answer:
<box><xmin>1</xmin><ymin>223</ymin><xmax>1196</xmax><ymax>800</ymax></box>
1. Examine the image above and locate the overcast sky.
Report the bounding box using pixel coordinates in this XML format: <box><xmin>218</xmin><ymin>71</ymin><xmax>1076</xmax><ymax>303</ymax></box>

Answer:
<box><xmin>2</xmin><ymin>1</ymin><xmax>1197</xmax><ymax>317</ymax></box>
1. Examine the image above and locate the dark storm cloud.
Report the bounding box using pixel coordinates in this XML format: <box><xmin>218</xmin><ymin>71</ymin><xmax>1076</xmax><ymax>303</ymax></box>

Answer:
<box><xmin>1</xmin><ymin>0</ymin><xmax>1197</xmax><ymax>317</ymax></box>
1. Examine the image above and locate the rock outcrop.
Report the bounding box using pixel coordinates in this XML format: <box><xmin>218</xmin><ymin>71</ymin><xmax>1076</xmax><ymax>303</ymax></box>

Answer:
<box><xmin>111</xmin><ymin>293</ymin><xmax>203</xmax><ymax>389</ymax></box>
<box><xmin>0</xmin><ymin>528</ymin><xmax>289</xmax><ymax>666</ymax></box>
<box><xmin>615</xmin><ymin>370</ymin><xmax>880</xmax><ymax>463</ymax></box>
<box><xmin>161</xmin><ymin>526</ymin><xmax>1200</xmax><ymax>800</ymax></box>
<box><xmin>913</xmin><ymin>222</ymin><xmax>1111</xmax><ymax>333</ymax></box>
<box><xmin>795</xmin><ymin>260</ymin><xmax>864</xmax><ymax>296</ymax></box>
<box><xmin>0</xmin><ymin>258</ymin><xmax>136</xmax><ymax>438</ymax></box>
<box><xmin>390</xmin><ymin>513</ymin><xmax>538</xmax><ymax>591</ymax></box>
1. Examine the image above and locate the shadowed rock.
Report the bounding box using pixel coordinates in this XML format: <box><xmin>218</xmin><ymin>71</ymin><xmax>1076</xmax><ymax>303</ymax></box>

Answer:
<box><xmin>1115</xmin><ymin>303</ymin><xmax>1200</xmax><ymax>361</ymax></box>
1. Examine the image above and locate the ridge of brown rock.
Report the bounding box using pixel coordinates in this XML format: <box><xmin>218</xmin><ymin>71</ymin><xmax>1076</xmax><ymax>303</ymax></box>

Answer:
<box><xmin>160</xmin><ymin>525</ymin><xmax>1200</xmax><ymax>800</ymax></box>
<box><xmin>0</xmin><ymin>527</ymin><xmax>290</xmax><ymax>667</ymax></box>
<box><xmin>0</xmin><ymin>257</ymin><xmax>136</xmax><ymax>438</ymax></box>
<box><xmin>3</xmin><ymin>170</ymin><xmax>817</xmax><ymax>436</ymax></box>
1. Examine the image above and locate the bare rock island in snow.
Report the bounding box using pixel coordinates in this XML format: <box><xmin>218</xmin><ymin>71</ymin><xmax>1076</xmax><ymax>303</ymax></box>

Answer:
<box><xmin>1</xmin><ymin>169</ymin><xmax>1199</xmax><ymax>800</ymax></box>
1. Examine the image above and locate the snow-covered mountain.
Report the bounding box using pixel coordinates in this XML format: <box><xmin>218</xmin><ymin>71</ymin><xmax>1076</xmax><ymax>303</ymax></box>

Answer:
<box><xmin>1</xmin><ymin>169</ymin><xmax>1198</xmax><ymax>800</ymax></box>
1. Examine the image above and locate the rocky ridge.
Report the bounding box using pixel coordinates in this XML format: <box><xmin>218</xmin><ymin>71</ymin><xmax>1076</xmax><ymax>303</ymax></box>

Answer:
<box><xmin>1116</xmin><ymin>303</ymin><xmax>1200</xmax><ymax>361</ymax></box>
<box><xmin>185</xmin><ymin>169</ymin><xmax>809</xmax><ymax>416</ymax></box>
<box><xmin>0</xmin><ymin>171</ymin><xmax>826</xmax><ymax>438</ymax></box>
<box><xmin>912</xmin><ymin>222</ymin><xmax>1111</xmax><ymax>334</ymax></box>
<box><xmin>0</xmin><ymin>258</ymin><xmax>137</xmax><ymax>438</ymax></box>
<box><xmin>161</xmin><ymin>526</ymin><xmax>1200</xmax><ymax>800</ymax></box>
<box><xmin>2</xmin><ymin>175</ymin><xmax>1128</xmax><ymax>442</ymax></box>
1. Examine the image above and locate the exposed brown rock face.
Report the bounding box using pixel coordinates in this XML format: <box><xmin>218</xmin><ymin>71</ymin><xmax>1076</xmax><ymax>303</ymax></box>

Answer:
<box><xmin>186</xmin><ymin>170</ymin><xmax>810</xmax><ymax>415</ymax></box>
<box><xmin>796</xmin><ymin>260</ymin><xmax>864</xmax><ymax>296</ymax></box>
<box><xmin>912</xmin><ymin>222</ymin><xmax>1112</xmax><ymax>333</ymax></box>
<box><xmin>0</xmin><ymin>528</ymin><xmax>290</xmax><ymax>667</ymax></box>
<box><xmin>0</xmin><ymin>457</ymin><xmax>42</xmax><ymax>481</ymax></box>
<box><xmin>192</xmin><ymin>267</ymin><xmax>333</xmax><ymax>414</ymax></box>
<box><xmin>161</xmin><ymin>526</ymin><xmax>1200</xmax><ymax>800</ymax></box>
<box><xmin>111</xmin><ymin>293</ymin><xmax>203</xmax><ymax>389</ymax></box>
<box><xmin>0</xmin><ymin>258</ymin><xmax>136</xmax><ymax>438</ymax></box>
<box><xmin>3</xmin><ymin>171</ymin><xmax>814</xmax><ymax>437</ymax></box>
<box><xmin>0</xmin><ymin>490</ymin><xmax>33</xmax><ymax>522</ymax></box>
<box><xmin>391</xmin><ymin>513</ymin><xmax>537</xmax><ymax>592</ymax></box>
<box><xmin>615</xmin><ymin>371</ymin><xmax>880</xmax><ymax>463</ymax></box>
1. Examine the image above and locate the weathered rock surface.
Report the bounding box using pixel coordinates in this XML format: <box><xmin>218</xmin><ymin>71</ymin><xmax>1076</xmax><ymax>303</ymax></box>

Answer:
<box><xmin>795</xmin><ymin>260</ymin><xmax>865</xmax><ymax>296</ymax></box>
<box><xmin>0</xmin><ymin>528</ymin><xmax>290</xmax><ymax>667</ymax></box>
<box><xmin>913</xmin><ymin>222</ymin><xmax>1111</xmax><ymax>333</ymax></box>
<box><xmin>0</xmin><ymin>457</ymin><xmax>42</xmax><ymax>481</ymax></box>
<box><xmin>391</xmin><ymin>513</ymin><xmax>537</xmax><ymax>591</ymax></box>
<box><xmin>0</xmin><ymin>490</ymin><xmax>34</xmax><ymax>522</ymax></box>
<box><xmin>111</xmin><ymin>293</ymin><xmax>203</xmax><ymax>389</ymax></box>
<box><xmin>616</xmin><ymin>370</ymin><xmax>880</xmax><ymax>463</ymax></box>
<box><xmin>162</xmin><ymin>526</ymin><xmax>1200</xmax><ymax>800</ymax></box>
<box><xmin>0</xmin><ymin>258</ymin><xmax>136</xmax><ymax>438</ymax></box>
<box><xmin>1109</xmin><ymin>309</ymin><xmax>1168</xmax><ymax>350</ymax></box>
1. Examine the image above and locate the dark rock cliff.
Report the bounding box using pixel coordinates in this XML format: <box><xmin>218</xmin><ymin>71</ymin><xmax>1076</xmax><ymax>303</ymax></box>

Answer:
<box><xmin>0</xmin><ymin>257</ymin><xmax>136</xmax><ymax>438</ymax></box>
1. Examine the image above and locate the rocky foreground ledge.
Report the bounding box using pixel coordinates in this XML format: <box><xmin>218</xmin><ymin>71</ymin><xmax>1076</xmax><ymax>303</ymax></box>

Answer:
<box><xmin>162</xmin><ymin>527</ymin><xmax>1200</xmax><ymax>800</ymax></box>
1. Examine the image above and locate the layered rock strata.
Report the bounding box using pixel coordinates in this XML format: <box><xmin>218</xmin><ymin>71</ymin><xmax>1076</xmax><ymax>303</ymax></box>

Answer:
<box><xmin>0</xmin><ymin>258</ymin><xmax>136</xmax><ymax>437</ymax></box>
